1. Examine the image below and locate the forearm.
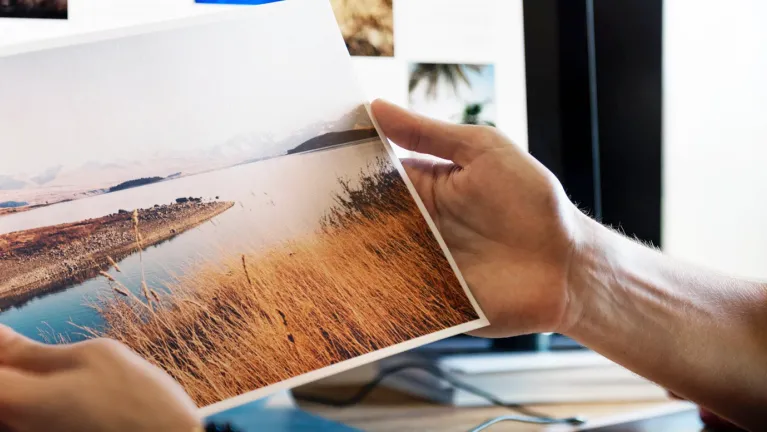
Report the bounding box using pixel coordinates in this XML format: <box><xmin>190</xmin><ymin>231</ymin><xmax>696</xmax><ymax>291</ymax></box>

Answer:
<box><xmin>564</xmin><ymin>214</ymin><xmax>767</xmax><ymax>430</ymax></box>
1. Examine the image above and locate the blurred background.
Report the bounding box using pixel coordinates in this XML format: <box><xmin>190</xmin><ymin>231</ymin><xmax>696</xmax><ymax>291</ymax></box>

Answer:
<box><xmin>317</xmin><ymin>0</ymin><xmax>767</xmax><ymax>408</ymax></box>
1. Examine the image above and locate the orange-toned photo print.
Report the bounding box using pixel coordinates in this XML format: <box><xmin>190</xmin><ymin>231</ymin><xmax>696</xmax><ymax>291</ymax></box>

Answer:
<box><xmin>0</xmin><ymin>0</ymin><xmax>486</xmax><ymax>414</ymax></box>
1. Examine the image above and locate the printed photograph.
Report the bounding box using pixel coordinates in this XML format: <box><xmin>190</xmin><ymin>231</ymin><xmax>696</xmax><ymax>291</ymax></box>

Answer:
<box><xmin>0</xmin><ymin>1</ymin><xmax>483</xmax><ymax>411</ymax></box>
<box><xmin>0</xmin><ymin>0</ymin><xmax>67</xmax><ymax>19</ymax></box>
<box><xmin>330</xmin><ymin>0</ymin><xmax>393</xmax><ymax>57</ymax></box>
<box><xmin>409</xmin><ymin>63</ymin><xmax>497</xmax><ymax>127</ymax></box>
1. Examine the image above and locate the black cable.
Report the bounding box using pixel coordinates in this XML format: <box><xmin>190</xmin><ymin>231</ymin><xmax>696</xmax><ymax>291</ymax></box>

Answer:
<box><xmin>469</xmin><ymin>414</ymin><xmax>587</xmax><ymax>432</ymax></box>
<box><xmin>294</xmin><ymin>362</ymin><xmax>586</xmax><ymax>430</ymax></box>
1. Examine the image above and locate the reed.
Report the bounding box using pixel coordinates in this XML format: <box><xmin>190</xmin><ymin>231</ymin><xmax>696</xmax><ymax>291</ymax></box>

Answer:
<box><xmin>107</xmin><ymin>256</ymin><xmax>122</xmax><ymax>273</ymax></box>
<box><xmin>87</xmin><ymin>158</ymin><xmax>477</xmax><ymax>406</ymax></box>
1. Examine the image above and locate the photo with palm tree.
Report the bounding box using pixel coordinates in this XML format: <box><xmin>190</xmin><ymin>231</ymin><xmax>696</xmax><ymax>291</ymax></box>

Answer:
<box><xmin>409</xmin><ymin>63</ymin><xmax>497</xmax><ymax>127</ymax></box>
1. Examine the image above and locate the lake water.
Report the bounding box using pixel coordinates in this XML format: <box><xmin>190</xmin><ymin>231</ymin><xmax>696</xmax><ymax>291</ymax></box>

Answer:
<box><xmin>0</xmin><ymin>139</ymin><xmax>387</xmax><ymax>342</ymax></box>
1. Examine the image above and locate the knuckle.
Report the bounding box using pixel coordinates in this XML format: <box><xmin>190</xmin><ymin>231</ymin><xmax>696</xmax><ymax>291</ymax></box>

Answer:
<box><xmin>476</xmin><ymin>125</ymin><xmax>502</xmax><ymax>143</ymax></box>
<box><xmin>76</xmin><ymin>338</ymin><xmax>128</xmax><ymax>357</ymax></box>
<box><xmin>409</xmin><ymin>117</ymin><xmax>426</xmax><ymax>153</ymax></box>
<box><xmin>464</xmin><ymin>125</ymin><xmax>500</xmax><ymax>149</ymax></box>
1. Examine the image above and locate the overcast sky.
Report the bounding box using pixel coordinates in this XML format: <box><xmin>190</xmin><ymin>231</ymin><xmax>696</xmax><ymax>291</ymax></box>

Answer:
<box><xmin>0</xmin><ymin>0</ymin><xmax>364</xmax><ymax>176</ymax></box>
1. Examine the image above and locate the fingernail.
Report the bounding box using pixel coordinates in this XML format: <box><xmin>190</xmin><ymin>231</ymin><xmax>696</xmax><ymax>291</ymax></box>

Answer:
<box><xmin>372</xmin><ymin>98</ymin><xmax>394</xmax><ymax>107</ymax></box>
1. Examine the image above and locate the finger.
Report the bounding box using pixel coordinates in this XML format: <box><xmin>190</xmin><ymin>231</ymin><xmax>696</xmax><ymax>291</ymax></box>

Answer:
<box><xmin>0</xmin><ymin>324</ymin><xmax>78</xmax><ymax>373</ymax></box>
<box><xmin>400</xmin><ymin>158</ymin><xmax>457</xmax><ymax>222</ymax></box>
<box><xmin>400</xmin><ymin>157</ymin><xmax>455</xmax><ymax>186</ymax></box>
<box><xmin>372</xmin><ymin>99</ymin><xmax>486</xmax><ymax>166</ymax></box>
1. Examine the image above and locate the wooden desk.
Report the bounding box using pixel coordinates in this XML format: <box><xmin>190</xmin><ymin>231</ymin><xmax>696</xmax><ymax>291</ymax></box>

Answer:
<box><xmin>297</xmin><ymin>386</ymin><xmax>704</xmax><ymax>431</ymax></box>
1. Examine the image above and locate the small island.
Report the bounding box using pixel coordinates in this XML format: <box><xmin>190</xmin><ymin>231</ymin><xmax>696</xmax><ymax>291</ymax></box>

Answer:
<box><xmin>0</xmin><ymin>201</ymin><xmax>28</xmax><ymax>209</ymax></box>
<box><xmin>108</xmin><ymin>177</ymin><xmax>165</xmax><ymax>193</ymax></box>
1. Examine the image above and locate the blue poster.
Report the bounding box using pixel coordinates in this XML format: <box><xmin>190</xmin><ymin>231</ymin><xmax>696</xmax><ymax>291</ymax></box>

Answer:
<box><xmin>195</xmin><ymin>0</ymin><xmax>284</xmax><ymax>4</ymax></box>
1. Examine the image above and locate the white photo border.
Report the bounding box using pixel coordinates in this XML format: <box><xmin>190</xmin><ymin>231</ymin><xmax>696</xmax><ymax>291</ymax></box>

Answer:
<box><xmin>0</xmin><ymin>1</ymin><xmax>490</xmax><ymax>417</ymax></box>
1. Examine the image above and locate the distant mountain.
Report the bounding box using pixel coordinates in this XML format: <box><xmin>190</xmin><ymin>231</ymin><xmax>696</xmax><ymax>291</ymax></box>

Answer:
<box><xmin>338</xmin><ymin>104</ymin><xmax>375</xmax><ymax>129</ymax></box>
<box><xmin>206</xmin><ymin>133</ymin><xmax>270</xmax><ymax>160</ymax></box>
<box><xmin>80</xmin><ymin>160</ymin><xmax>128</xmax><ymax>171</ymax></box>
<box><xmin>2</xmin><ymin>105</ymin><xmax>377</xmax><ymax>204</ymax></box>
<box><xmin>0</xmin><ymin>175</ymin><xmax>27</xmax><ymax>191</ymax></box>
<box><xmin>282</xmin><ymin>105</ymin><xmax>375</xmax><ymax>149</ymax></box>
<box><xmin>287</xmin><ymin>128</ymin><xmax>378</xmax><ymax>155</ymax></box>
<box><xmin>0</xmin><ymin>201</ymin><xmax>28</xmax><ymax>208</ymax></box>
<box><xmin>31</xmin><ymin>165</ymin><xmax>63</xmax><ymax>185</ymax></box>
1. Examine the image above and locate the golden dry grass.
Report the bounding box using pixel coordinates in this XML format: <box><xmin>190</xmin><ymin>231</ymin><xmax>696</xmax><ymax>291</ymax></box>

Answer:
<box><xmin>331</xmin><ymin>0</ymin><xmax>393</xmax><ymax>57</ymax></box>
<box><xmin>86</xmin><ymin>160</ymin><xmax>477</xmax><ymax>406</ymax></box>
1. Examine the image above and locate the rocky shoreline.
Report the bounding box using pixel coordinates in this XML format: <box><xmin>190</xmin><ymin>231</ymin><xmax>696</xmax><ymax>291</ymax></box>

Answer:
<box><xmin>0</xmin><ymin>200</ymin><xmax>234</xmax><ymax>310</ymax></box>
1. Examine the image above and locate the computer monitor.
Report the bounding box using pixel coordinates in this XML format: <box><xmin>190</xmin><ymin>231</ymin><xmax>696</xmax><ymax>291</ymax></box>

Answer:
<box><xmin>510</xmin><ymin>0</ymin><xmax>662</xmax><ymax>353</ymax></box>
<box><xmin>343</xmin><ymin>0</ymin><xmax>534</xmax><ymax>353</ymax></box>
<box><xmin>399</xmin><ymin>0</ymin><xmax>663</xmax><ymax>354</ymax></box>
<box><xmin>1</xmin><ymin>0</ymin><xmax>662</xmax><ymax>355</ymax></box>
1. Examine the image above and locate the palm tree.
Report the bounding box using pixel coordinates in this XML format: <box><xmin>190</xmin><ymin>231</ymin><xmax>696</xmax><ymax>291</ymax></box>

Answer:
<box><xmin>409</xmin><ymin>64</ymin><xmax>484</xmax><ymax>100</ymax></box>
<box><xmin>460</xmin><ymin>102</ymin><xmax>496</xmax><ymax>127</ymax></box>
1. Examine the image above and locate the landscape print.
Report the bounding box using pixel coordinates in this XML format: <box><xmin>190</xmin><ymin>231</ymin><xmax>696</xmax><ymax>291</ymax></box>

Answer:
<box><xmin>330</xmin><ymin>0</ymin><xmax>393</xmax><ymax>57</ymax></box>
<box><xmin>0</xmin><ymin>0</ymin><xmax>67</xmax><ymax>19</ymax></box>
<box><xmin>0</xmin><ymin>1</ymin><xmax>484</xmax><ymax>410</ymax></box>
<box><xmin>409</xmin><ymin>63</ymin><xmax>497</xmax><ymax>127</ymax></box>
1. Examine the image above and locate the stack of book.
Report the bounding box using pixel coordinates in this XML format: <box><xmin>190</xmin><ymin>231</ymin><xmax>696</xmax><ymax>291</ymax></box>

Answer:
<box><xmin>379</xmin><ymin>350</ymin><xmax>668</xmax><ymax>406</ymax></box>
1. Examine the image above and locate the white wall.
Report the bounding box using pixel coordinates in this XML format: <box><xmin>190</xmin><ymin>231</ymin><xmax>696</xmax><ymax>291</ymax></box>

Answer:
<box><xmin>355</xmin><ymin>0</ymin><xmax>528</xmax><ymax>158</ymax></box>
<box><xmin>664</xmin><ymin>0</ymin><xmax>767</xmax><ymax>279</ymax></box>
<box><xmin>1</xmin><ymin>0</ymin><xmax>528</xmax><ymax>159</ymax></box>
<box><xmin>0</xmin><ymin>0</ymin><xmax>237</xmax><ymax>45</ymax></box>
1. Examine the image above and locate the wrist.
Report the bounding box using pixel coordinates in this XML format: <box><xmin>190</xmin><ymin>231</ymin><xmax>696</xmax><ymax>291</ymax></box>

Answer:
<box><xmin>558</xmin><ymin>211</ymin><xmax>621</xmax><ymax>338</ymax></box>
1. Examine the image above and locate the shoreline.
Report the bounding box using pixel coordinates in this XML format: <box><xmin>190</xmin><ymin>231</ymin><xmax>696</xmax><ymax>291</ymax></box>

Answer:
<box><xmin>0</xmin><ymin>200</ymin><xmax>234</xmax><ymax>310</ymax></box>
<box><xmin>0</xmin><ymin>202</ymin><xmax>52</xmax><ymax>217</ymax></box>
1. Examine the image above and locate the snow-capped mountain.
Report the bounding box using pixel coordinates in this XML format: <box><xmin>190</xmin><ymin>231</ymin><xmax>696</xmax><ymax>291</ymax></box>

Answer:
<box><xmin>0</xmin><ymin>105</ymin><xmax>375</xmax><ymax>207</ymax></box>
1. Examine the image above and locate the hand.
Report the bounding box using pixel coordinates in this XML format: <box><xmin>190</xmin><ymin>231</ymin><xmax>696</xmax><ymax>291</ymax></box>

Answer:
<box><xmin>668</xmin><ymin>391</ymin><xmax>747</xmax><ymax>431</ymax></box>
<box><xmin>371</xmin><ymin>100</ymin><xmax>585</xmax><ymax>338</ymax></box>
<box><xmin>0</xmin><ymin>325</ymin><xmax>201</xmax><ymax>432</ymax></box>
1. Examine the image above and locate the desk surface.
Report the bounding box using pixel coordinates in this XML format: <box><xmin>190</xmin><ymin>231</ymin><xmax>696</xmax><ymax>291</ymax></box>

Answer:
<box><xmin>297</xmin><ymin>386</ymin><xmax>704</xmax><ymax>432</ymax></box>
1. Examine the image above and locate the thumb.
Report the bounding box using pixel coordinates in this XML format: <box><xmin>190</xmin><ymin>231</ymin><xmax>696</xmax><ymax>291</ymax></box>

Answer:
<box><xmin>0</xmin><ymin>325</ymin><xmax>78</xmax><ymax>373</ymax></box>
<box><xmin>371</xmin><ymin>99</ymin><xmax>488</xmax><ymax>166</ymax></box>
